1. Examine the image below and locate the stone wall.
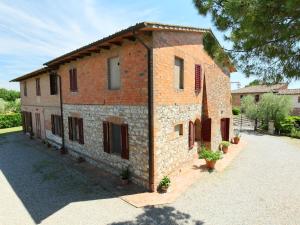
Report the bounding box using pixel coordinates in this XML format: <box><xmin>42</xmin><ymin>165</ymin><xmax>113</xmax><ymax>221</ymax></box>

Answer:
<box><xmin>154</xmin><ymin>104</ymin><xmax>202</xmax><ymax>183</ymax></box>
<box><xmin>63</xmin><ymin>104</ymin><xmax>149</xmax><ymax>187</ymax></box>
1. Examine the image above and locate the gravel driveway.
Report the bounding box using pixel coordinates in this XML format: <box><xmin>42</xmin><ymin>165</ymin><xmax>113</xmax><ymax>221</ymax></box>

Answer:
<box><xmin>0</xmin><ymin>131</ymin><xmax>300</xmax><ymax>225</ymax></box>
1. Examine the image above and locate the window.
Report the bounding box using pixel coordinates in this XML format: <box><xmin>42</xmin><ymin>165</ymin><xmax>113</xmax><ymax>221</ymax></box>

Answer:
<box><xmin>24</xmin><ymin>81</ymin><xmax>27</xmax><ymax>96</ymax></box>
<box><xmin>174</xmin><ymin>124</ymin><xmax>183</xmax><ymax>136</ymax></box>
<box><xmin>174</xmin><ymin>57</ymin><xmax>184</xmax><ymax>89</ymax></box>
<box><xmin>195</xmin><ymin>64</ymin><xmax>202</xmax><ymax>93</ymax></box>
<box><xmin>36</xmin><ymin>78</ymin><xmax>41</xmax><ymax>96</ymax></box>
<box><xmin>108</xmin><ymin>57</ymin><xmax>120</xmax><ymax>90</ymax></box>
<box><xmin>298</xmin><ymin>96</ymin><xmax>300</xmax><ymax>103</ymax></box>
<box><xmin>103</xmin><ymin>121</ymin><xmax>129</xmax><ymax>159</ymax></box>
<box><xmin>51</xmin><ymin>115</ymin><xmax>62</xmax><ymax>137</ymax></box>
<box><xmin>50</xmin><ymin>73</ymin><xmax>58</xmax><ymax>95</ymax></box>
<box><xmin>68</xmin><ymin>117</ymin><xmax>84</xmax><ymax>144</ymax></box>
<box><xmin>240</xmin><ymin>95</ymin><xmax>243</xmax><ymax>99</ymax></box>
<box><xmin>69</xmin><ymin>68</ymin><xmax>78</xmax><ymax>92</ymax></box>
<box><xmin>255</xmin><ymin>94</ymin><xmax>260</xmax><ymax>102</ymax></box>
<box><xmin>188</xmin><ymin>121</ymin><xmax>194</xmax><ymax>149</ymax></box>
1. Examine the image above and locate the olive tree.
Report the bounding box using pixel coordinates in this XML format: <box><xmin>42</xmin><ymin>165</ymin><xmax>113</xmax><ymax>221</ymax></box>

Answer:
<box><xmin>241</xmin><ymin>95</ymin><xmax>259</xmax><ymax>130</ymax></box>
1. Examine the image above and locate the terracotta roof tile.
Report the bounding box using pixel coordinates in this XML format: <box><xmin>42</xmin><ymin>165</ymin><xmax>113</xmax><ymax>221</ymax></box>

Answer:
<box><xmin>232</xmin><ymin>83</ymin><xmax>288</xmax><ymax>94</ymax></box>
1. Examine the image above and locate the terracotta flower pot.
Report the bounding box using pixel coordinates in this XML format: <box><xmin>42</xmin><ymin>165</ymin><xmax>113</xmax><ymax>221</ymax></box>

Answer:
<box><xmin>222</xmin><ymin>146</ymin><xmax>229</xmax><ymax>154</ymax></box>
<box><xmin>121</xmin><ymin>179</ymin><xmax>129</xmax><ymax>185</ymax></box>
<box><xmin>205</xmin><ymin>160</ymin><xmax>216</xmax><ymax>169</ymax></box>
<box><xmin>233</xmin><ymin>137</ymin><xmax>240</xmax><ymax>144</ymax></box>
<box><xmin>160</xmin><ymin>186</ymin><xmax>169</xmax><ymax>193</ymax></box>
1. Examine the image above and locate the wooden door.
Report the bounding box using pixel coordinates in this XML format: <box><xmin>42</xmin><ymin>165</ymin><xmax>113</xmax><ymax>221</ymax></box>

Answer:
<box><xmin>221</xmin><ymin>118</ymin><xmax>230</xmax><ymax>141</ymax></box>
<box><xmin>35</xmin><ymin>113</ymin><xmax>41</xmax><ymax>138</ymax></box>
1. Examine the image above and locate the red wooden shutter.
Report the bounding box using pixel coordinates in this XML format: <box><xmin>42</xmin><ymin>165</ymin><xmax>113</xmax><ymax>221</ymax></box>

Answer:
<box><xmin>68</xmin><ymin>117</ymin><xmax>73</xmax><ymax>140</ymax></box>
<box><xmin>73</xmin><ymin>68</ymin><xmax>77</xmax><ymax>91</ymax></box>
<box><xmin>201</xmin><ymin>118</ymin><xmax>212</xmax><ymax>142</ymax></box>
<box><xmin>78</xmin><ymin>118</ymin><xmax>84</xmax><ymax>144</ymax></box>
<box><xmin>188</xmin><ymin>121</ymin><xmax>195</xmax><ymax>149</ymax></box>
<box><xmin>195</xmin><ymin>64</ymin><xmax>202</xmax><ymax>93</ymax></box>
<box><xmin>103</xmin><ymin>121</ymin><xmax>110</xmax><ymax>153</ymax></box>
<box><xmin>51</xmin><ymin>115</ymin><xmax>55</xmax><ymax>134</ymax></box>
<box><xmin>121</xmin><ymin>124</ymin><xmax>129</xmax><ymax>159</ymax></box>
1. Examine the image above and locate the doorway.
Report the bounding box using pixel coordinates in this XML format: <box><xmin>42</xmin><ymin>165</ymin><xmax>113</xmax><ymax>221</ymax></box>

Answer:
<box><xmin>221</xmin><ymin>118</ymin><xmax>230</xmax><ymax>141</ymax></box>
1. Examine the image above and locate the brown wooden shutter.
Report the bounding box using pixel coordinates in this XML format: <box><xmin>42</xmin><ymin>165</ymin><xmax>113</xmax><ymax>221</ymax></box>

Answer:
<box><xmin>68</xmin><ymin>117</ymin><xmax>73</xmax><ymax>140</ymax></box>
<box><xmin>73</xmin><ymin>68</ymin><xmax>77</xmax><ymax>91</ymax></box>
<box><xmin>188</xmin><ymin>121</ymin><xmax>195</xmax><ymax>150</ymax></box>
<box><xmin>201</xmin><ymin>118</ymin><xmax>212</xmax><ymax>142</ymax></box>
<box><xmin>69</xmin><ymin>69</ymin><xmax>73</xmax><ymax>91</ymax></box>
<box><xmin>21</xmin><ymin>111</ymin><xmax>25</xmax><ymax>133</ymax></box>
<box><xmin>195</xmin><ymin>64</ymin><xmax>201</xmax><ymax>93</ymax></box>
<box><xmin>78</xmin><ymin>118</ymin><xmax>84</xmax><ymax>144</ymax></box>
<box><xmin>121</xmin><ymin>124</ymin><xmax>129</xmax><ymax>160</ymax></box>
<box><xmin>103</xmin><ymin>121</ymin><xmax>110</xmax><ymax>153</ymax></box>
<box><xmin>28</xmin><ymin>112</ymin><xmax>33</xmax><ymax>134</ymax></box>
<box><xmin>51</xmin><ymin>115</ymin><xmax>55</xmax><ymax>134</ymax></box>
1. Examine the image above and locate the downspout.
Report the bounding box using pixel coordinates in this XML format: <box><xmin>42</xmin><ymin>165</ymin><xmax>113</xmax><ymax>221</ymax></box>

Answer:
<box><xmin>133</xmin><ymin>30</ymin><xmax>155</xmax><ymax>192</ymax></box>
<box><xmin>57</xmin><ymin>74</ymin><xmax>66</xmax><ymax>154</ymax></box>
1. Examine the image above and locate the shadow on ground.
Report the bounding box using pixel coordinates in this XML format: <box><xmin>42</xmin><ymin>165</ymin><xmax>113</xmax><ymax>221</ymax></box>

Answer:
<box><xmin>0</xmin><ymin>132</ymin><xmax>145</xmax><ymax>224</ymax></box>
<box><xmin>109</xmin><ymin>206</ymin><xmax>204</xmax><ymax>225</ymax></box>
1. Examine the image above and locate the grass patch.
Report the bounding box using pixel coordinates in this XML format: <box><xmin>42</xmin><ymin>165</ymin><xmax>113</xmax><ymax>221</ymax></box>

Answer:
<box><xmin>0</xmin><ymin>126</ymin><xmax>22</xmax><ymax>134</ymax></box>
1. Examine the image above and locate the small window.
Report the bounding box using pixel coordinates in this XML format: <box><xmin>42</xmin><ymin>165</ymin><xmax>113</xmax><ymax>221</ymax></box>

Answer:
<box><xmin>51</xmin><ymin>115</ymin><xmax>62</xmax><ymax>137</ymax></box>
<box><xmin>195</xmin><ymin>64</ymin><xmax>202</xmax><ymax>93</ymax></box>
<box><xmin>298</xmin><ymin>96</ymin><xmax>300</xmax><ymax>103</ymax></box>
<box><xmin>108</xmin><ymin>57</ymin><xmax>120</xmax><ymax>90</ymax></box>
<box><xmin>69</xmin><ymin>68</ymin><xmax>78</xmax><ymax>92</ymax></box>
<box><xmin>68</xmin><ymin>117</ymin><xmax>84</xmax><ymax>144</ymax></box>
<box><xmin>188</xmin><ymin>121</ymin><xmax>194</xmax><ymax>149</ymax></box>
<box><xmin>36</xmin><ymin>78</ymin><xmax>41</xmax><ymax>96</ymax></box>
<box><xmin>174</xmin><ymin>124</ymin><xmax>183</xmax><ymax>136</ymax></box>
<box><xmin>24</xmin><ymin>81</ymin><xmax>27</xmax><ymax>96</ymax></box>
<box><xmin>240</xmin><ymin>95</ymin><xmax>243</xmax><ymax>99</ymax></box>
<box><xmin>50</xmin><ymin>73</ymin><xmax>58</xmax><ymax>95</ymax></box>
<box><xmin>174</xmin><ymin>57</ymin><xmax>184</xmax><ymax>89</ymax></box>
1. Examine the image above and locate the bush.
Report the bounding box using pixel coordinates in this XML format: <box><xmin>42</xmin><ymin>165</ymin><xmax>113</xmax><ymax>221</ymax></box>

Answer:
<box><xmin>232</xmin><ymin>107</ymin><xmax>240</xmax><ymax>115</ymax></box>
<box><xmin>220</xmin><ymin>141</ymin><xmax>230</xmax><ymax>147</ymax></box>
<box><xmin>159</xmin><ymin>176</ymin><xmax>171</xmax><ymax>188</ymax></box>
<box><xmin>0</xmin><ymin>88</ymin><xmax>20</xmax><ymax>102</ymax></box>
<box><xmin>199</xmin><ymin>147</ymin><xmax>223</xmax><ymax>161</ymax></box>
<box><xmin>278</xmin><ymin>116</ymin><xmax>300</xmax><ymax>134</ymax></box>
<box><xmin>0</xmin><ymin>113</ymin><xmax>22</xmax><ymax>129</ymax></box>
<box><xmin>291</xmin><ymin>127</ymin><xmax>300</xmax><ymax>139</ymax></box>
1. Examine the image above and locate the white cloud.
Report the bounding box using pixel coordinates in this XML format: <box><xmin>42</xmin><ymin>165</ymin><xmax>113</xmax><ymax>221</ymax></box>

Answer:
<box><xmin>0</xmin><ymin>0</ymin><xmax>160</xmax><ymax>90</ymax></box>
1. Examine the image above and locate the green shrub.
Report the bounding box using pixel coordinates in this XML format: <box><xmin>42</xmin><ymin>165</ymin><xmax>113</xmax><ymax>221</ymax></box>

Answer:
<box><xmin>0</xmin><ymin>113</ymin><xmax>22</xmax><ymax>129</ymax></box>
<box><xmin>199</xmin><ymin>147</ymin><xmax>223</xmax><ymax>161</ymax></box>
<box><xmin>290</xmin><ymin>127</ymin><xmax>300</xmax><ymax>139</ymax></box>
<box><xmin>220</xmin><ymin>141</ymin><xmax>230</xmax><ymax>147</ymax></box>
<box><xmin>278</xmin><ymin>116</ymin><xmax>300</xmax><ymax>134</ymax></box>
<box><xmin>232</xmin><ymin>107</ymin><xmax>240</xmax><ymax>115</ymax></box>
<box><xmin>159</xmin><ymin>176</ymin><xmax>171</xmax><ymax>188</ymax></box>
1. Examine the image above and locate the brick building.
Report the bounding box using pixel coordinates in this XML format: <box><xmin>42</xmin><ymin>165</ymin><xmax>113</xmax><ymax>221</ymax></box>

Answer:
<box><xmin>12</xmin><ymin>22</ymin><xmax>235</xmax><ymax>191</ymax></box>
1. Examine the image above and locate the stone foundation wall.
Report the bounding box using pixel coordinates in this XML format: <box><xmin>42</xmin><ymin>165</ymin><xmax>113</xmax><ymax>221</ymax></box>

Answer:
<box><xmin>154</xmin><ymin>104</ymin><xmax>202</xmax><ymax>184</ymax></box>
<box><xmin>63</xmin><ymin>104</ymin><xmax>149</xmax><ymax>187</ymax></box>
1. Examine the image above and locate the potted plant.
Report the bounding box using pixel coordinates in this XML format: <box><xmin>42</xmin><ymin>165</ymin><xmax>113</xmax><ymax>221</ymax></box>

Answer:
<box><xmin>199</xmin><ymin>147</ymin><xmax>223</xmax><ymax>170</ymax></box>
<box><xmin>233</xmin><ymin>132</ymin><xmax>241</xmax><ymax>144</ymax></box>
<box><xmin>220</xmin><ymin>141</ymin><xmax>230</xmax><ymax>153</ymax></box>
<box><xmin>159</xmin><ymin>176</ymin><xmax>171</xmax><ymax>193</ymax></box>
<box><xmin>120</xmin><ymin>167</ymin><xmax>130</xmax><ymax>185</ymax></box>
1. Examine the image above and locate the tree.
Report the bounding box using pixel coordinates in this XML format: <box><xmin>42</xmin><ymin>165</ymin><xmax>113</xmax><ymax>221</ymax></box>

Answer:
<box><xmin>193</xmin><ymin>0</ymin><xmax>300</xmax><ymax>81</ymax></box>
<box><xmin>241</xmin><ymin>95</ymin><xmax>259</xmax><ymax>129</ymax></box>
<box><xmin>257</xmin><ymin>93</ymin><xmax>292</xmax><ymax>130</ymax></box>
<box><xmin>0</xmin><ymin>88</ymin><xmax>20</xmax><ymax>102</ymax></box>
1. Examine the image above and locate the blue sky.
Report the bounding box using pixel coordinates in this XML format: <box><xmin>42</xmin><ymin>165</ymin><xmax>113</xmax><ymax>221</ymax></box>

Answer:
<box><xmin>0</xmin><ymin>0</ymin><xmax>299</xmax><ymax>90</ymax></box>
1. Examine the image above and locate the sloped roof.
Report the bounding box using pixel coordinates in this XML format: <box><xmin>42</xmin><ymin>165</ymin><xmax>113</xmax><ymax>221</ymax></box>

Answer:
<box><xmin>11</xmin><ymin>22</ymin><xmax>236</xmax><ymax>82</ymax></box>
<box><xmin>232</xmin><ymin>83</ymin><xmax>288</xmax><ymax>94</ymax></box>
<box><xmin>277</xmin><ymin>88</ymin><xmax>300</xmax><ymax>95</ymax></box>
<box><xmin>10</xmin><ymin>67</ymin><xmax>49</xmax><ymax>82</ymax></box>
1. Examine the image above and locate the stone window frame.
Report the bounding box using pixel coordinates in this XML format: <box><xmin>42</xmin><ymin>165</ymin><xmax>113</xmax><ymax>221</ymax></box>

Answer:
<box><xmin>174</xmin><ymin>56</ymin><xmax>184</xmax><ymax>91</ymax></box>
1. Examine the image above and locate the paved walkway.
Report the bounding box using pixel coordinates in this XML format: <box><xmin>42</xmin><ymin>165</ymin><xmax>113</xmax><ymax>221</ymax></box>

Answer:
<box><xmin>0</xmin><ymin>131</ymin><xmax>300</xmax><ymax>225</ymax></box>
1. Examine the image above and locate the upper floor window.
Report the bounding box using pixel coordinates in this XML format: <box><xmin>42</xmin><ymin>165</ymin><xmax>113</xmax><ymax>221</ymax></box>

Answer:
<box><xmin>108</xmin><ymin>57</ymin><xmax>120</xmax><ymax>90</ymax></box>
<box><xmin>174</xmin><ymin>57</ymin><xmax>184</xmax><ymax>89</ymax></box>
<box><xmin>195</xmin><ymin>64</ymin><xmax>202</xmax><ymax>93</ymax></box>
<box><xmin>50</xmin><ymin>73</ymin><xmax>58</xmax><ymax>95</ymax></box>
<box><xmin>36</xmin><ymin>78</ymin><xmax>41</xmax><ymax>96</ymax></box>
<box><xmin>69</xmin><ymin>68</ymin><xmax>78</xmax><ymax>92</ymax></box>
<box><xmin>24</xmin><ymin>81</ymin><xmax>27</xmax><ymax>96</ymax></box>
<box><xmin>298</xmin><ymin>96</ymin><xmax>300</xmax><ymax>103</ymax></box>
